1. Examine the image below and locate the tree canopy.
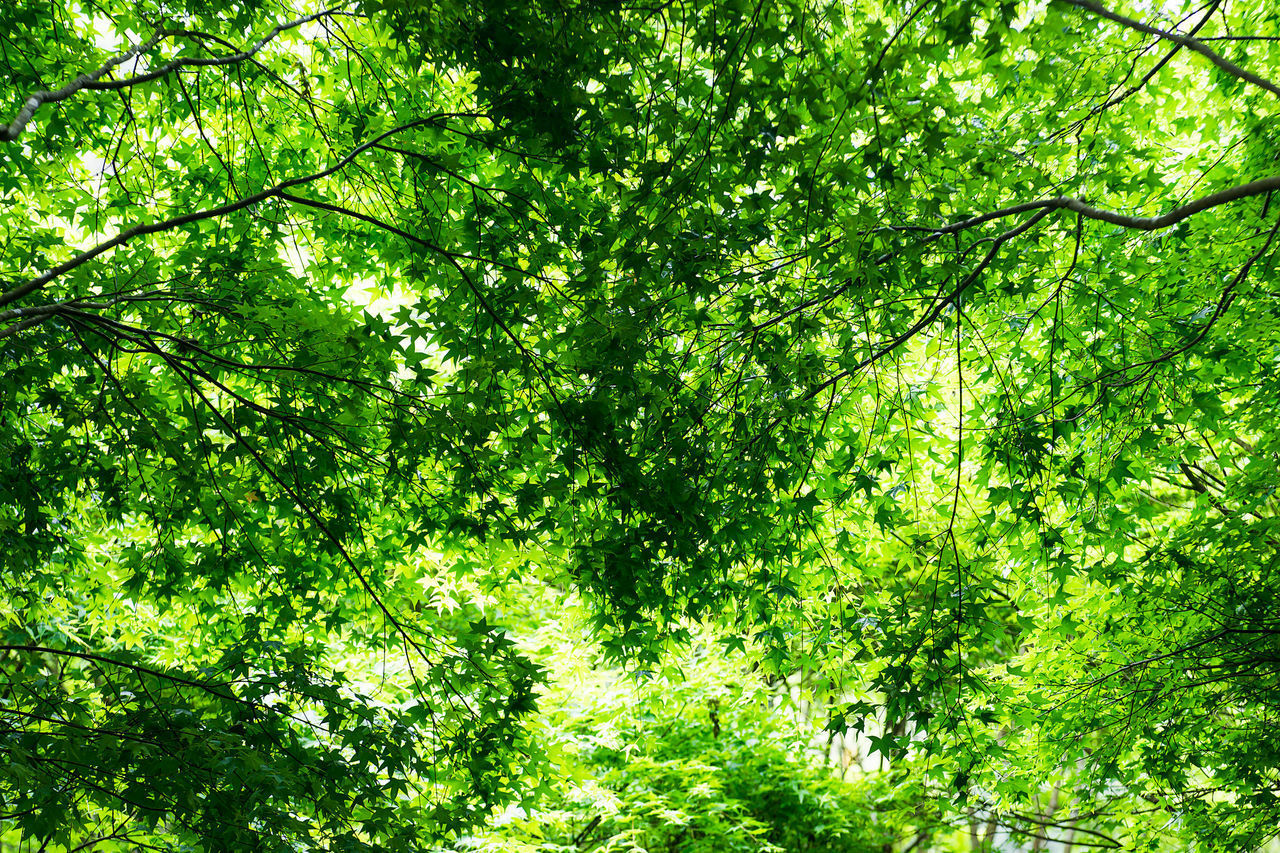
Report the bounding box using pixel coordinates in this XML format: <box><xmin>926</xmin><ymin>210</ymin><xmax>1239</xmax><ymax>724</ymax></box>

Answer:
<box><xmin>3</xmin><ymin>0</ymin><xmax>1280</xmax><ymax>850</ymax></box>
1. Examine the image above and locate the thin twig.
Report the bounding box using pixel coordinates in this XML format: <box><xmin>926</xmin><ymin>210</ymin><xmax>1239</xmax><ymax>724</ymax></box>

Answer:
<box><xmin>0</xmin><ymin>115</ymin><xmax>453</xmax><ymax>309</ymax></box>
<box><xmin>1059</xmin><ymin>0</ymin><xmax>1280</xmax><ymax>98</ymax></box>
<box><xmin>1</xmin><ymin>4</ymin><xmax>353</xmax><ymax>141</ymax></box>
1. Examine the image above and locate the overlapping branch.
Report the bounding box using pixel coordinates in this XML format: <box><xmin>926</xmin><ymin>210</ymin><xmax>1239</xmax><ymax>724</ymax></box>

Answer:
<box><xmin>0</xmin><ymin>116</ymin><xmax>453</xmax><ymax>314</ymax></box>
<box><xmin>0</xmin><ymin>4</ymin><xmax>352</xmax><ymax>142</ymax></box>
<box><xmin>1059</xmin><ymin>0</ymin><xmax>1280</xmax><ymax>98</ymax></box>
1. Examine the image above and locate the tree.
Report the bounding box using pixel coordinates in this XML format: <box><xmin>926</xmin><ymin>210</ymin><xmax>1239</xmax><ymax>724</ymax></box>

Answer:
<box><xmin>3</xmin><ymin>0</ymin><xmax>1280</xmax><ymax>850</ymax></box>
<box><xmin>0</xmin><ymin>1</ymin><xmax>561</xmax><ymax>848</ymax></box>
<box><xmin>438</xmin><ymin>602</ymin><xmax>898</xmax><ymax>853</ymax></box>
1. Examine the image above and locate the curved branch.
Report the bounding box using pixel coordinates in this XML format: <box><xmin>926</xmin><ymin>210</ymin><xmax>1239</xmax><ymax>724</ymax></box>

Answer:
<box><xmin>1059</xmin><ymin>0</ymin><xmax>1280</xmax><ymax>98</ymax></box>
<box><xmin>1078</xmin><ymin>210</ymin><xmax>1280</xmax><ymax>390</ymax></box>
<box><xmin>909</xmin><ymin>175</ymin><xmax>1280</xmax><ymax>237</ymax></box>
<box><xmin>1060</xmin><ymin>0</ymin><xmax>1222</xmax><ymax>137</ymax></box>
<box><xmin>1002</xmin><ymin>811</ymin><xmax>1122</xmax><ymax>849</ymax></box>
<box><xmin>0</xmin><ymin>4</ymin><xmax>352</xmax><ymax>141</ymax></box>
<box><xmin>0</xmin><ymin>292</ymin><xmax>153</xmax><ymax>339</ymax></box>
<box><xmin>0</xmin><ymin>116</ymin><xmax>452</xmax><ymax>310</ymax></box>
<box><xmin>0</xmin><ymin>644</ymin><xmax>243</xmax><ymax>702</ymax></box>
<box><xmin>1058</xmin><ymin>176</ymin><xmax>1280</xmax><ymax>229</ymax></box>
<box><xmin>0</xmin><ymin>30</ymin><xmax>167</xmax><ymax>141</ymax></box>
<box><xmin>806</xmin><ymin>207</ymin><xmax>1055</xmax><ymax>401</ymax></box>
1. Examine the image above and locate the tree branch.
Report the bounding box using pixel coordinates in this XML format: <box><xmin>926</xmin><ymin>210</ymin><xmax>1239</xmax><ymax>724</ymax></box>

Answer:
<box><xmin>1061</xmin><ymin>0</ymin><xmax>1222</xmax><ymax>137</ymax></box>
<box><xmin>0</xmin><ymin>31</ymin><xmax>167</xmax><ymax>141</ymax></box>
<box><xmin>0</xmin><ymin>644</ymin><xmax>243</xmax><ymax>702</ymax></box>
<box><xmin>0</xmin><ymin>116</ymin><xmax>450</xmax><ymax>310</ymax></box>
<box><xmin>808</xmin><ymin>207</ymin><xmax>1057</xmax><ymax>401</ymax></box>
<box><xmin>1058</xmin><ymin>0</ymin><xmax>1280</xmax><ymax>98</ymax></box>
<box><xmin>0</xmin><ymin>4</ymin><xmax>352</xmax><ymax>141</ymax></box>
<box><xmin>904</xmin><ymin>175</ymin><xmax>1280</xmax><ymax>237</ymax></box>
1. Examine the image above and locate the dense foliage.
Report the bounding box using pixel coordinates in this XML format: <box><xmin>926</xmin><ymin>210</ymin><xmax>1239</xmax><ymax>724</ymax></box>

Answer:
<box><xmin>444</xmin><ymin>609</ymin><xmax>895</xmax><ymax>853</ymax></box>
<box><xmin>3</xmin><ymin>0</ymin><xmax>1280</xmax><ymax>850</ymax></box>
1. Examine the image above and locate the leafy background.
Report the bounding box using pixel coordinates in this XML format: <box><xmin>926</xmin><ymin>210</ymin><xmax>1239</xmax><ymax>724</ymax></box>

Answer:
<box><xmin>3</xmin><ymin>0</ymin><xmax>1280</xmax><ymax>850</ymax></box>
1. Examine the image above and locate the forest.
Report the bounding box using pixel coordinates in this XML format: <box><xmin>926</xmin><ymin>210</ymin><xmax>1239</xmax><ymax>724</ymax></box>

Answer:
<box><xmin>2</xmin><ymin>0</ymin><xmax>1279</xmax><ymax>850</ymax></box>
